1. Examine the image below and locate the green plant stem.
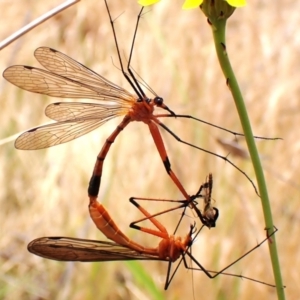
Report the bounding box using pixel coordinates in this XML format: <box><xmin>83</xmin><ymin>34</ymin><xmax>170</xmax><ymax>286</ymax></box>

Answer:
<box><xmin>210</xmin><ymin>18</ymin><xmax>285</xmax><ymax>300</ymax></box>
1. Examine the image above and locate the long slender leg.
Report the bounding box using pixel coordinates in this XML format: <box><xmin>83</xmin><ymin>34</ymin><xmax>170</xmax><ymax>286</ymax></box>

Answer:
<box><xmin>155</xmin><ymin>113</ymin><xmax>281</xmax><ymax>140</ymax></box>
<box><xmin>129</xmin><ymin>174</ymin><xmax>218</xmax><ymax>231</ymax></box>
<box><xmin>182</xmin><ymin>227</ymin><xmax>278</xmax><ymax>285</ymax></box>
<box><xmin>129</xmin><ymin>197</ymin><xmax>181</xmax><ymax>238</ymax></box>
<box><xmin>129</xmin><ymin>197</ymin><xmax>188</xmax><ymax>223</ymax></box>
<box><xmin>152</xmin><ymin>117</ymin><xmax>259</xmax><ymax>195</ymax></box>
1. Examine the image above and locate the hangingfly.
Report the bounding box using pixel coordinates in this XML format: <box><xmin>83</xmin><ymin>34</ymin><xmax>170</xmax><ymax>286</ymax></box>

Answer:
<box><xmin>28</xmin><ymin>193</ymin><xmax>277</xmax><ymax>289</ymax></box>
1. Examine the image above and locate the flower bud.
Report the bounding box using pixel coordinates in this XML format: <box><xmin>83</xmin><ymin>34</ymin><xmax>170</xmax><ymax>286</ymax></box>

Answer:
<box><xmin>200</xmin><ymin>0</ymin><xmax>236</xmax><ymax>22</ymax></box>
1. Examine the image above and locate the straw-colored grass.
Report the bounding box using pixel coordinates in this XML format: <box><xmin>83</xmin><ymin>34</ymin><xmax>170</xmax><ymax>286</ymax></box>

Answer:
<box><xmin>0</xmin><ymin>0</ymin><xmax>297</xmax><ymax>299</ymax></box>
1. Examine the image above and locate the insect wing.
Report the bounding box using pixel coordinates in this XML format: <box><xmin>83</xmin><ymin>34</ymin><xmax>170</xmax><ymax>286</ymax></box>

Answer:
<box><xmin>3</xmin><ymin>47</ymin><xmax>136</xmax><ymax>104</ymax></box>
<box><xmin>45</xmin><ymin>102</ymin><xmax>125</xmax><ymax>122</ymax></box>
<box><xmin>3</xmin><ymin>65</ymin><xmax>101</xmax><ymax>99</ymax></box>
<box><xmin>15</xmin><ymin>119</ymin><xmax>109</xmax><ymax>150</ymax></box>
<box><xmin>34</xmin><ymin>47</ymin><xmax>136</xmax><ymax>104</ymax></box>
<box><xmin>35</xmin><ymin>48</ymin><xmax>123</xmax><ymax>92</ymax></box>
<box><xmin>28</xmin><ymin>237</ymin><xmax>162</xmax><ymax>262</ymax></box>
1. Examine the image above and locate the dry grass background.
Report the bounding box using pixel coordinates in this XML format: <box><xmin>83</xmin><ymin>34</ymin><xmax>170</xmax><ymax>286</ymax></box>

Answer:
<box><xmin>0</xmin><ymin>0</ymin><xmax>298</xmax><ymax>299</ymax></box>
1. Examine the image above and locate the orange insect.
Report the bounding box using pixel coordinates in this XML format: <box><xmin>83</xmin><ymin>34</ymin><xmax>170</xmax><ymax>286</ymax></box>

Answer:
<box><xmin>2</xmin><ymin>1</ymin><xmax>260</xmax><ymax>217</ymax></box>
<box><xmin>88</xmin><ymin>197</ymin><xmax>192</xmax><ymax>261</ymax></box>
<box><xmin>28</xmin><ymin>189</ymin><xmax>277</xmax><ymax>289</ymax></box>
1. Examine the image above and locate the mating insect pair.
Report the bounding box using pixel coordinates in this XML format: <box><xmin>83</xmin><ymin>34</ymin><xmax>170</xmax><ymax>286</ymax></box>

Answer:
<box><xmin>3</xmin><ymin>0</ymin><xmax>277</xmax><ymax>291</ymax></box>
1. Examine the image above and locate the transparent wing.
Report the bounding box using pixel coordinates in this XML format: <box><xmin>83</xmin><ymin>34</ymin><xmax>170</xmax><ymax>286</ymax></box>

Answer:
<box><xmin>15</xmin><ymin>118</ymin><xmax>114</xmax><ymax>150</ymax></box>
<box><xmin>35</xmin><ymin>47</ymin><xmax>127</xmax><ymax>94</ymax></box>
<box><xmin>45</xmin><ymin>102</ymin><xmax>126</xmax><ymax>122</ymax></box>
<box><xmin>28</xmin><ymin>237</ymin><xmax>163</xmax><ymax>262</ymax></box>
<box><xmin>3</xmin><ymin>47</ymin><xmax>136</xmax><ymax>104</ymax></box>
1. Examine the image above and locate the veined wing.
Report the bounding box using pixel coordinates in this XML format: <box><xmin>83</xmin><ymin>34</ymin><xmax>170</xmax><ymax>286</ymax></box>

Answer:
<box><xmin>45</xmin><ymin>102</ymin><xmax>128</xmax><ymax>122</ymax></box>
<box><xmin>15</xmin><ymin>118</ymin><xmax>116</xmax><ymax>150</ymax></box>
<box><xmin>3</xmin><ymin>59</ymin><xmax>135</xmax><ymax>104</ymax></box>
<box><xmin>34</xmin><ymin>47</ymin><xmax>131</xmax><ymax>98</ymax></box>
<box><xmin>28</xmin><ymin>237</ymin><xmax>162</xmax><ymax>262</ymax></box>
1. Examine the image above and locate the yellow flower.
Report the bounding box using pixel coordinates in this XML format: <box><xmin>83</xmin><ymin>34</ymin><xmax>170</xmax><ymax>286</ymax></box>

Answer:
<box><xmin>182</xmin><ymin>0</ymin><xmax>246</xmax><ymax>10</ymax></box>
<box><xmin>137</xmin><ymin>0</ymin><xmax>246</xmax><ymax>9</ymax></box>
<box><xmin>138</xmin><ymin>0</ymin><xmax>160</xmax><ymax>6</ymax></box>
<box><xmin>227</xmin><ymin>0</ymin><xmax>246</xmax><ymax>7</ymax></box>
<box><xmin>182</xmin><ymin>0</ymin><xmax>202</xmax><ymax>9</ymax></box>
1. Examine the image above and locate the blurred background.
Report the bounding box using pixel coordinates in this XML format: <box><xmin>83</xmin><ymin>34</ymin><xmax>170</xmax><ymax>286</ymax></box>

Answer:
<box><xmin>0</xmin><ymin>0</ymin><xmax>298</xmax><ymax>299</ymax></box>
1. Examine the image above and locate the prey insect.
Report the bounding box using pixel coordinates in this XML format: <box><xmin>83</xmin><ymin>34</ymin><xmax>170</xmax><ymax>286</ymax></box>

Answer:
<box><xmin>28</xmin><ymin>193</ymin><xmax>277</xmax><ymax>289</ymax></box>
<box><xmin>3</xmin><ymin>1</ymin><xmax>276</xmax><ymax>201</ymax></box>
<box><xmin>199</xmin><ymin>173</ymin><xmax>218</xmax><ymax>227</ymax></box>
<box><xmin>129</xmin><ymin>173</ymin><xmax>219</xmax><ymax>232</ymax></box>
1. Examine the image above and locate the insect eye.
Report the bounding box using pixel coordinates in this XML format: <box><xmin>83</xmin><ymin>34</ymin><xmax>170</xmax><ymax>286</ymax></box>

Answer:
<box><xmin>154</xmin><ymin>96</ymin><xmax>163</xmax><ymax>106</ymax></box>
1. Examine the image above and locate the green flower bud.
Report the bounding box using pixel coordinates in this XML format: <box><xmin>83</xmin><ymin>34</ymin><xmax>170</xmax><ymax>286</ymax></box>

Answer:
<box><xmin>200</xmin><ymin>0</ymin><xmax>236</xmax><ymax>22</ymax></box>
